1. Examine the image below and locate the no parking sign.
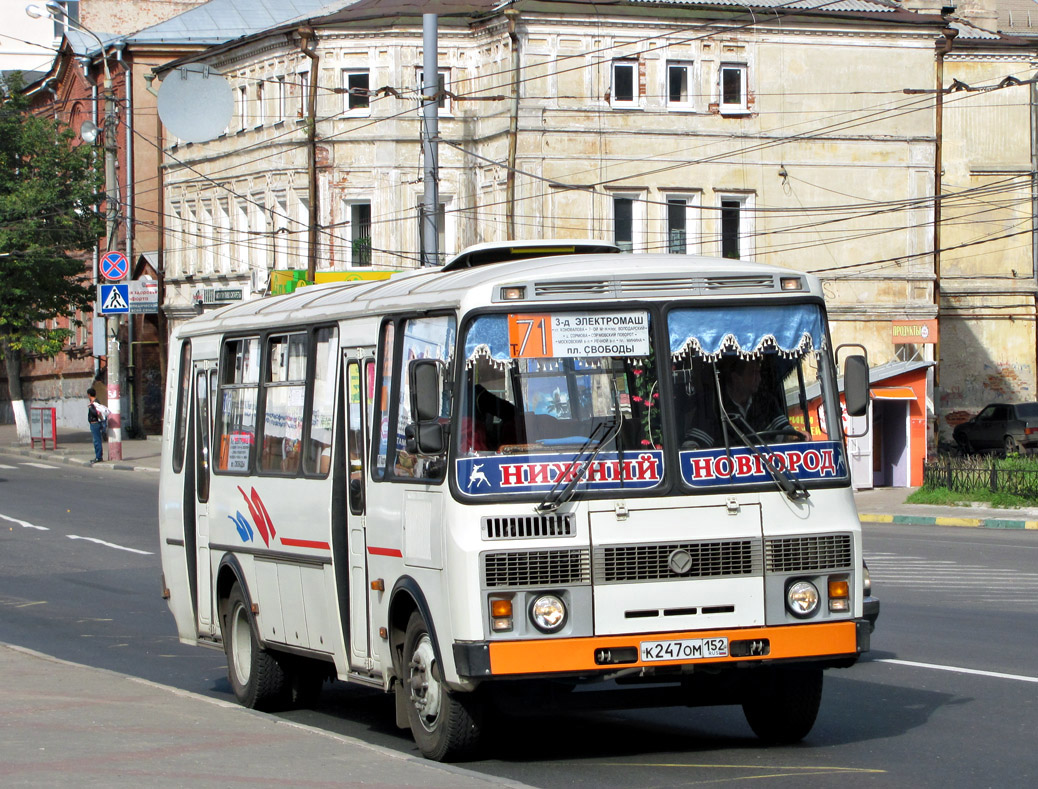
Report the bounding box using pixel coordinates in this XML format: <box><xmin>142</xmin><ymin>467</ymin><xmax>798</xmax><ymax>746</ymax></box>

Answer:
<box><xmin>100</xmin><ymin>251</ymin><xmax>128</xmax><ymax>281</ymax></box>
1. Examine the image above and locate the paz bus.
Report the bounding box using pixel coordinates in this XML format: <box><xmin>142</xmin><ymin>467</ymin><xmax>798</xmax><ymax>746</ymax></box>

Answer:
<box><xmin>158</xmin><ymin>242</ymin><xmax>879</xmax><ymax>760</ymax></box>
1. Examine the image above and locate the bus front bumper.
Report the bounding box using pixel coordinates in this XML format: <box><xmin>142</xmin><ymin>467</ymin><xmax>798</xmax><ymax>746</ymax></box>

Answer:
<box><xmin>454</xmin><ymin>619</ymin><xmax>871</xmax><ymax>679</ymax></box>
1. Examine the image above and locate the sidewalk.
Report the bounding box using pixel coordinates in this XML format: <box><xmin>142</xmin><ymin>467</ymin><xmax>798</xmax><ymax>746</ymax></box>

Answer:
<box><xmin>0</xmin><ymin>642</ymin><xmax>527</xmax><ymax>788</ymax></box>
<box><xmin>854</xmin><ymin>486</ymin><xmax>1038</xmax><ymax>531</ymax></box>
<box><xmin>0</xmin><ymin>423</ymin><xmax>160</xmax><ymax>472</ymax></box>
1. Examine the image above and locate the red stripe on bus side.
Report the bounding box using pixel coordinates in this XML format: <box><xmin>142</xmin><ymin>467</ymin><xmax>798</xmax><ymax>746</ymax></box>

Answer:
<box><xmin>368</xmin><ymin>546</ymin><xmax>403</xmax><ymax>557</ymax></box>
<box><xmin>279</xmin><ymin>538</ymin><xmax>331</xmax><ymax>550</ymax></box>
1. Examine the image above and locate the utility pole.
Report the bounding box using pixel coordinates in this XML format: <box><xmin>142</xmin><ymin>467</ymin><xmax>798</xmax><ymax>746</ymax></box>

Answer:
<box><xmin>29</xmin><ymin>2</ymin><xmax>123</xmax><ymax>459</ymax></box>
<box><xmin>421</xmin><ymin>14</ymin><xmax>440</xmax><ymax>267</ymax></box>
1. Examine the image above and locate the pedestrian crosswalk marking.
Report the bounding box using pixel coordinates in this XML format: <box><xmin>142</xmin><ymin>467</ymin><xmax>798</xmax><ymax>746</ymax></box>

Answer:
<box><xmin>21</xmin><ymin>462</ymin><xmax>58</xmax><ymax>469</ymax></box>
<box><xmin>0</xmin><ymin>464</ymin><xmax>16</xmax><ymax>469</ymax></box>
<box><xmin>102</xmin><ymin>286</ymin><xmax>128</xmax><ymax>311</ymax></box>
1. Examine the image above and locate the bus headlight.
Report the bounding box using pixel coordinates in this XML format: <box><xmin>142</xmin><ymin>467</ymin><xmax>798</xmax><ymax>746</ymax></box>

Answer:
<box><xmin>529</xmin><ymin>594</ymin><xmax>567</xmax><ymax>633</ymax></box>
<box><xmin>786</xmin><ymin>580</ymin><xmax>820</xmax><ymax>618</ymax></box>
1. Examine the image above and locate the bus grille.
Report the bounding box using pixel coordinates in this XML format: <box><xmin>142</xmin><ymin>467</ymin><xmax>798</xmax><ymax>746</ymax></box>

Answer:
<box><xmin>482</xmin><ymin>548</ymin><xmax>591</xmax><ymax>588</ymax></box>
<box><xmin>482</xmin><ymin>513</ymin><xmax>575</xmax><ymax>540</ymax></box>
<box><xmin>593</xmin><ymin>539</ymin><xmax>761</xmax><ymax>584</ymax></box>
<box><xmin>765</xmin><ymin>534</ymin><xmax>853</xmax><ymax>573</ymax></box>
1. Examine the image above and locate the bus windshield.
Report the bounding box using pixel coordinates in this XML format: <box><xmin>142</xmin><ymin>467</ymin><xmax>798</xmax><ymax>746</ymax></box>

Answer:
<box><xmin>454</xmin><ymin>304</ymin><xmax>846</xmax><ymax>499</ymax></box>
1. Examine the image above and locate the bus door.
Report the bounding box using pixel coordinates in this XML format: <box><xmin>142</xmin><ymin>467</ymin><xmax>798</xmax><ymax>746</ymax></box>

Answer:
<box><xmin>192</xmin><ymin>361</ymin><xmax>218</xmax><ymax>633</ymax></box>
<box><xmin>344</xmin><ymin>351</ymin><xmax>375</xmax><ymax>668</ymax></box>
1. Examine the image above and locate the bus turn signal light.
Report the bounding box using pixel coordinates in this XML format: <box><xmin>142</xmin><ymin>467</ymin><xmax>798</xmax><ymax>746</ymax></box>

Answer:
<box><xmin>829</xmin><ymin>576</ymin><xmax>850</xmax><ymax>612</ymax></box>
<box><xmin>490</xmin><ymin>598</ymin><xmax>513</xmax><ymax>632</ymax></box>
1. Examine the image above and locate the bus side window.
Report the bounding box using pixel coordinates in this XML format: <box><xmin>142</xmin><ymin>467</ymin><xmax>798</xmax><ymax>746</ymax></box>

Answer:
<box><xmin>304</xmin><ymin>326</ymin><xmax>338</xmax><ymax>476</ymax></box>
<box><xmin>346</xmin><ymin>359</ymin><xmax>365</xmax><ymax>514</ymax></box>
<box><xmin>172</xmin><ymin>340</ymin><xmax>191</xmax><ymax>474</ymax></box>
<box><xmin>215</xmin><ymin>337</ymin><xmax>260</xmax><ymax>473</ymax></box>
<box><xmin>260</xmin><ymin>332</ymin><xmax>308</xmax><ymax>474</ymax></box>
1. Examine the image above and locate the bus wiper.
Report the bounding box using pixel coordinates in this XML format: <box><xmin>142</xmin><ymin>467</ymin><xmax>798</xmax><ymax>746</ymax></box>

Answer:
<box><xmin>720</xmin><ymin>409</ymin><xmax>809</xmax><ymax>501</ymax></box>
<box><xmin>536</xmin><ymin>416</ymin><xmax>621</xmax><ymax>514</ymax></box>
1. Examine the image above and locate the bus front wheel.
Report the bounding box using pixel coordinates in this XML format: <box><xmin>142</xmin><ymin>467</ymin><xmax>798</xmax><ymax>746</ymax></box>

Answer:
<box><xmin>402</xmin><ymin>611</ymin><xmax>483</xmax><ymax>761</ymax></box>
<box><xmin>222</xmin><ymin>582</ymin><xmax>287</xmax><ymax>710</ymax></box>
<box><xmin>741</xmin><ymin>666</ymin><xmax>823</xmax><ymax>744</ymax></box>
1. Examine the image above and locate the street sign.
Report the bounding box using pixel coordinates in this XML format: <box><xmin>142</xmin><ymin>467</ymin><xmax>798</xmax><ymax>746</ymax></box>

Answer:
<box><xmin>98</xmin><ymin>284</ymin><xmax>129</xmax><ymax>314</ymax></box>
<box><xmin>128</xmin><ymin>279</ymin><xmax>159</xmax><ymax>314</ymax></box>
<box><xmin>100</xmin><ymin>250</ymin><xmax>129</xmax><ymax>281</ymax></box>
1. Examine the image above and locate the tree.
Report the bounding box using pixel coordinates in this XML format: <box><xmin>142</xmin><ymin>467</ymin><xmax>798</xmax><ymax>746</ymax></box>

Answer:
<box><xmin>0</xmin><ymin>72</ymin><xmax>103</xmax><ymax>441</ymax></box>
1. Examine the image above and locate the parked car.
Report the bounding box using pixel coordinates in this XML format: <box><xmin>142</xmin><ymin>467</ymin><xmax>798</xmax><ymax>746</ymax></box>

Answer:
<box><xmin>953</xmin><ymin>402</ymin><xmax>1038</xmax><ymax>454</ymax></box>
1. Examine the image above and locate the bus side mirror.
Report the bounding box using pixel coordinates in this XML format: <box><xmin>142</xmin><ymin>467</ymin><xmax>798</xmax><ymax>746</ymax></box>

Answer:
<box><xmin>843</xmin><ymin>355</ymin><xmax>870</xmax><ymax>417</ymax></box>
<box><xmin>408</xmin><ymin>359</ymin><xmax>446</xmax><ymax>455</ymax></box>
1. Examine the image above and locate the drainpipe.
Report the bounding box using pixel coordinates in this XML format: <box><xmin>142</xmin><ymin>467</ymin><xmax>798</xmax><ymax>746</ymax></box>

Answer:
<box><xmin>298</xmin><ymin>27</ymin><xmax>320</xmax><ymax>283</ymax></box>
<box><xmin>422</xmin><ymin>14</ymin><xmax>440</xmax><ymax>266</ymax></box>
<box><xmin>505</xmin><ymin>9</ymin><xmax>520</xmax><ymax>240</ymax></box>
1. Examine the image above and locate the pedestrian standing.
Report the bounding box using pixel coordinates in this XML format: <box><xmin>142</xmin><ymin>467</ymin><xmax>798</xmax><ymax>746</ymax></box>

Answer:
<box><xmin>87</xmin><ymin>388</ymin><xmax>109</xmax><ymax>464</ymax></box>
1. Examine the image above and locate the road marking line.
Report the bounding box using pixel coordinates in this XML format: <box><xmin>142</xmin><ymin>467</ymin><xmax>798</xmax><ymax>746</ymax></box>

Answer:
<box><xmin>0</xmin><ymin>463</ymin><xmax>17</xmax><ymax>469</ymax></box>
<box><xmin>0</xmin><ymin>513</ymin><xmax>49</xmax><ymax>531</ymax></box>
<box><xmin>21</xmin><ymin>462</ymin><xmax>59</xmax><ymax>469</ymax></box>
<box><xmin>877</xmin><ymin>658</ymin><xmax>1038</xmax><ymax>683</ymax></box>
<box><xmin>67</xmin><ymin>535</ymin><xmax>152</xmax><ymax>555</ymax></box>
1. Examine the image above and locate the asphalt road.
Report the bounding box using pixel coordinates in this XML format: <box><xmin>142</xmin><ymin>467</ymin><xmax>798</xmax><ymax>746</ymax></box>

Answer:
<box><xmin>1</xmin><ymin>452</ymin><xmax>1036</xmax><ymax>786</ymax></box>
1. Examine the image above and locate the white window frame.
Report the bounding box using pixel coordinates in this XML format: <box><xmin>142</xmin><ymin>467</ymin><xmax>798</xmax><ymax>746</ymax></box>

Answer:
<box><xmin>255</xmin><ymin>81</ymin><xmax>265</xmax><ymax>127</ymax></box>
<box><xmin>199</xmin><ymin>197</ymin><xmax>214</xmax><ymax>275</ymax></box>
<box><xmin>610</xmin><ymin>59</ymin><xmax>639</xmax><ymax>108</ymax></box>
<box><xmin>298</xmin><ymin>70</ymin><xmax>310</xmax><ymax>119</ymax></box>
<box><xmin>276</xmin><ymin>76</ymin><xmax>286</xmax><ymax>123</ymax></box>
<box><xmin>237</xmin><ymin>85</ymin><xmax>248</xmax><ymax>131</ymax></box>
<box><xmin>717</xmin><ymin>193</ymin><xmax>754</xmax><ymax>259</ymax></box>
<box><xmin>168</xmin><ymin>200</ymin><xmax>183</xmax><ymax>278</ymax></box>
<box><xmin>665</xmin><ymin>60</ymin><xmax>695</xmax><ymax>111</ymax></box>
<box><xmin>611</xmin><ymin>192</ymin><xmax>644</xmax><ymax>252</ymax></box>
<box><xmin>662</xmin><ymin>192</ymin><xmax>700</xmax><ymax>254</ymax></box>
<box><xmin>414</xmin><ymin>67</ymin><xmax>452</xmax><ymax>116</ymax></box>
<box><xmin>343</xmin><ymin>199</ymin><xmax>373</xmax><ymax>267</ymax></box>
<box><xmin>718</xmin><ymin>63</ymin><xmax>749</xmax><ymax>115</ymax></box>
<box><xmin>215</xmin><ymin>197</ymin><xmax>230</xmax><ymax>275</ymax></box>
<box><xmin>342</xmin><ymin>69</ymin><xmax>371</xmax><ymax>116</ymax></box>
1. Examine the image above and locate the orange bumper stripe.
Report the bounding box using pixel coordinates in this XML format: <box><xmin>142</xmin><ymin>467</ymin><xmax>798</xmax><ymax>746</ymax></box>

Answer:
<box><xmin>488</xmin><ymin>621</ymin><xmax>858</xmax><ymax>676</ymax></box>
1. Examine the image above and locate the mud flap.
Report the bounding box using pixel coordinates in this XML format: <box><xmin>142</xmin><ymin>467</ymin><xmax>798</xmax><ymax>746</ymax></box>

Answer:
<box><xmin>394</xmin><ymin>679</ymin><xmax>410</xmax><ymax>729</ymax></box>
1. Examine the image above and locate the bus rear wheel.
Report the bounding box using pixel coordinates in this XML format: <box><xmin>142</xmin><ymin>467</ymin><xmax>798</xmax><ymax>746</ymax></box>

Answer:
<box><xmin>222</xmin><ymin>582</ymin><xmax>287</xmax><ymax>710</ymax></box>
<box><xmin>403</xmin><ymin>611</ymin><xmax>483</xmax><ymax>761</ymax></box>
<box><xmin>742</xmin><ymin>666</ymin><xmax>823</xmax><ymax>744</ymax></box>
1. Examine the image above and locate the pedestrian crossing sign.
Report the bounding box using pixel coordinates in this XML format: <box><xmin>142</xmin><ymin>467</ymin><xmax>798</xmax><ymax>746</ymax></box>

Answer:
<box><xmin>98</xmin><ymin>284</ymin><xmax>130</xmax><ymax>315</ymax></box>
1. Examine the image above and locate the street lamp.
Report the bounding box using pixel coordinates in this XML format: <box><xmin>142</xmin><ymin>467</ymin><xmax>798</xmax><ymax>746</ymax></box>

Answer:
<box><xmin>26</xmin><ymin>2</ymin><xmax>124</xmax><ymax>461</ymax></box>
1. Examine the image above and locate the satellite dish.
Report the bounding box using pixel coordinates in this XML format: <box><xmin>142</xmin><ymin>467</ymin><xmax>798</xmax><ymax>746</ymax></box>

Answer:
<box><xmin>157</xmin><ymin>64</ymin><xmax>233</xmax><ymax>143</ymax></box>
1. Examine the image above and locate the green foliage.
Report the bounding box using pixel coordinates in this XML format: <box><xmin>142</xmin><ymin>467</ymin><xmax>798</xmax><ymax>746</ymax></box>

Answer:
<box><xmin>0</xmin><ymin>71</ymin><xmax>103</xmax><ymax>360</ymax></box>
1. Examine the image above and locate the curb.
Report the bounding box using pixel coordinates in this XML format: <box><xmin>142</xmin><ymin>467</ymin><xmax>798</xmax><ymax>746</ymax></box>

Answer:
<box><xmin>859</xmin><ymin>513</ymin><xmax>1038</xmax><ymax>530</ymax></box>
<box><xmin>0</xmin><ymin>446</ymin><xmax>159</xmax><ymax>473</ymax></box>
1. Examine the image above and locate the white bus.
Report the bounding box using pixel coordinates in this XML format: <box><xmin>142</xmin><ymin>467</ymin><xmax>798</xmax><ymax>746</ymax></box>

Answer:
<box><xmin>158</xmin><ymin>244</ymin><xmax>878</xmax><ymax>760</ymax></box>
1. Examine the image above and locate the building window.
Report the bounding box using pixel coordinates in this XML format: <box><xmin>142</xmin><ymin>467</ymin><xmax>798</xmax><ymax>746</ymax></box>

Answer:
<box><xmin>719</xmin><ymin>63</ymin><xmax>748</xmax><ymax>114</ymax></box>
<box><xmin>50</xmin><ymin>1</ymin><xmax>79</xmax><ymax>39</ymax></box>
<box><xmin>664</xmin><ymin>194</ymin><xmax>698</xmax><ymax>254</ymax></box>
<box><xmin>343</xmin><ymin>70</ymin><xmax>370</xmax><ymax>114</ymax></box>
<box><xmin>238</xmin><ymin>85</ymin><xmax>248</xmax><ymax>131</ymax></box>
<box><xmin>414</xmin><ymin>68</ymin><xmax>451</xmax><ymax>115</ymax></box>
<box><xmin>276</xmin><ymin>76</ymin><xmax>286</xmax><ymax>123</ymax></box>
<box><xmin>666</xmin><ymin>61</ymin><xmax>694</xmax><ymax>110</ymax></box>
<box><xmin>718</xmin><ymin>195</ymin><xmax>753</xmax><ymax>259</ymax></box>
<box><xmin>613</xmin><ymin>194</ymin><xmax>642</xmax><ymax>252</ymax></box>
<box><xmin>255</xmin><ymin>81</ymin><xmax>265</xmax><ymax>127</ymax></box>
<box><xmin>348</xmin><ymin>202</ymin><xmax>372</xmax><ymax>266</ymax></box>
<box><xmin>611</xmin><ymin>60</ymin><xmax>638</xmax><ymax>107</ymax></box>
<box><xmin>298</xmin><ymin>70</ymin><xmax>310</xmax><ymax>118</ymax></box>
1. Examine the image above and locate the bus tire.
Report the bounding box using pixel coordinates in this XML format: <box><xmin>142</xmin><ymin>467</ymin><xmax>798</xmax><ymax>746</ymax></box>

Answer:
<box><xmin>742</xmin><ymin>666</ymin><xmax>823</xmax><ymax>745</ymax></box>
<box><xmin>222</xmin><ymin>582</ymin><xmax>287</xmax><ymax>710</ymax></box>
<box><xmin>403</xmin><ymin>611</ymin><xmax>483</xmax><ymax>761</ymax></box>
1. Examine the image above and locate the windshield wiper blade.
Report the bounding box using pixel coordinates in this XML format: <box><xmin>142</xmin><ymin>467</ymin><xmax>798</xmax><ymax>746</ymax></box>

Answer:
<box><xmin>536</xmin><ymin>417</ymin><xmax>619</xmax><ymax>514</ymax></box>
<box><xmin>720</xmin><ymin>410</ymin><xmax>810</xmax><ymax>502</ymax></box>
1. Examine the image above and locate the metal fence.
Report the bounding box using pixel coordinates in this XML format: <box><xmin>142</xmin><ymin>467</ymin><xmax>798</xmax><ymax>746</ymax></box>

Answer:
<box><xmin>923</xmin><ymin>457</ymin><xmax>1038</xmax><ymax>499</ymax></box>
